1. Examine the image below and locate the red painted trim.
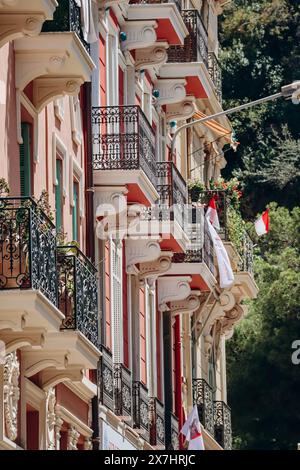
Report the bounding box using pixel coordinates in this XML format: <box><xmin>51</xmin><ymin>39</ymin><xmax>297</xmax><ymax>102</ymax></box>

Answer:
<box><xmin>175</xmin><ymin>316</ymin><xmax>184</xmax><ymax>449</ymax></box>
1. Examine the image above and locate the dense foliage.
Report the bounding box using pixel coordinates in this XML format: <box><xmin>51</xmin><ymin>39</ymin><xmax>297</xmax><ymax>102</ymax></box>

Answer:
<box><xmin>220</xmin><ymin>0</ymin><xmax>300</xmax><ymax>450</ymax></box>
<box><xmin>220</xmin><ymin>0</ymin><xmax>300</xmax><ymax>216</ymax></box>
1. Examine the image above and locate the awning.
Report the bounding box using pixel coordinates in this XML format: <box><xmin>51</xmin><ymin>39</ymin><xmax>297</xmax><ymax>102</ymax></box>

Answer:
<box><xmin>193</xmin><ymin>111</ymin><xmax>232</xmax><ymax>144</ymax></box>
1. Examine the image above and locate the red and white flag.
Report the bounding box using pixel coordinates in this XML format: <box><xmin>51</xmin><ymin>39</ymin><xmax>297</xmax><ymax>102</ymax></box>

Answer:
<box><xmin>206</xmin><ymin>218</ymin><xmax>235</xmax><ymax>289</ymax></box>
<box><xmin>181</xmin><ymin>405</ymin><xmax>205</xmax><ymax>450</ymax></box>
<box><xmin>254</xmin><ymin>209</ymin><xmax>269</xmax><ymax>236</ymax></box>
<box><xmin>206</xmin><ymin>197</ymin><xmax>220</xmax><ymax>230</ymax></box>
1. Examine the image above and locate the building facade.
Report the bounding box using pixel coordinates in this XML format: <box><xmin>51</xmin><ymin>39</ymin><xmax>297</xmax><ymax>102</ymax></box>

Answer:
<box><xmin>0</xmin><ymin>0</ymin><xmax>257</xmax><ymax>450</ymax></box>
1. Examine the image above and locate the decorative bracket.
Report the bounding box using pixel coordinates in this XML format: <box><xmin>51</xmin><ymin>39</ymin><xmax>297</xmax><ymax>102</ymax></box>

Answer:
<box><xmin>95</xmin><ymin>186</ymin><xmax>128</xmax><ymax>240</ymax></box>
<box><xmin>0</xmin><ymin>12</ymin><xmax>45</xmax><ymax>49</ymax></box>
<box><xmin>139</xmin><ymin>251</ymin><xmax>173</xmax><ymax>279</ymax></box>
<box><xmin>157</xmin><ymin>276</ymin><xmax>192</xmax><ymax>312</ymax></box>
<box><xmin>125</xmin><ymin>239</ymin><xmax>161</xmax><ymax>274</ymax></box>
<box><xmin>40</xmin><ymin>368</ymin><xmax>84</xmax><ymax>391</ymax></box>
<box><xmin>23</xmin><ymin>351</ymin><xmax>69</xmax><ymax>377</ymax></box>
<box><xmin>32</xmin><ymin>77</ymin><xmax>82</xmax><ymax>113</ymax></box>
<box><xmin>170</xmin><ymin>291</ymin><xmax>201</xmax><ymax>316</ymax></box>
<box><xmin>155</xmin><ymin>78</ymin><xmax>187</xmax><ymax>106</ymax></box>
<box><xmin>166</xmin><ymin>97</ymin><xmax>196</xmax><ymax>122</ymax></box>
<box><xmin>121</xmin><ymin>20</ymin><xmax>157</xmax><ymax>51</ymax></box>
<box><xmin>135</xmin><ymin>42</ymin><xmax>168</xmax><ymax>71</ymax></box>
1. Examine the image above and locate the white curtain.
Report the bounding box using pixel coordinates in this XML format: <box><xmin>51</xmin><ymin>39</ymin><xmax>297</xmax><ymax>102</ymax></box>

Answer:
<box><xmin>74</xmin><ymin>0</ymin><xmax>98</xmax><ymax>44</ymax></box>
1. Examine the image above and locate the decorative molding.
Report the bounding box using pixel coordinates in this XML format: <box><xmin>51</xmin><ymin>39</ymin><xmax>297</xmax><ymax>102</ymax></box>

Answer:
<box><xmin>45</xmin><ymin>388</ymin><xmax>56</xmax><ymax>450</ymax></box>
<box><xmin>33</xmin><ymin>77</ymin><xmax>82</xmax><ymax>113</ymax></box>
<box><xmin>40</xmin><ymin>368</ymin><xmax>84</xmax><ymax>391</ymax></box>
<box><xmin>221</xmin><ymin>304</ymin><xmax>244</xmax><ymax>338</ymax></box>
<box><xmin>135</xmin><ymin>43</ymin><xmax>168</xmax><ymax>71</ymax></box>
<box><xmin>125</xmin><ymin>239</ymin><xmax>161</xmax><ymax>274</ymax></box>
<box><xmin>23</xmin><ymin>351</ymin><xmax>69</xmax><ymax>377</ymax></box>
<box><xmin>121</xmin><ymin>20</ymin><xmax>157</xmax><ymax>51</ymax></box>
<box><xmin>166</xmin><ymin>97</ymin><xmax>196</xmax><ymax>122</ymax></box>
<box><xmin>139</xmin><ymin>252</ymin><xmax>173</xmax><ymax>279</ymax></box>
<box><xmin>3</xmin><ymin>352</ymin><xmax>20</xmax><ymax>442</ymax></box>
<box><xmin>155</xmin><ymin>79</ymin><xmax>187</xmax><ymax>106</ymax></box>
<box><xmin>1</xmin><ymin>331</ymin><xmax>45</xmax><ymax>354</ymax></box>
<box><xmin>157</xmin><ymin>276</ymin><xmax>192</xmax><ymax>312</ymax></box>
<box><xmin>55</xmin><ymin>416</ymin><xmax>64</xmax><ymax>451</ymax></box>
<box><xmin>0</xmin><ymin>13</ymin><xmax>45</xmax><ymax>48</ymax></box>
<box><xmin>67</xmin><ymin>425</ymin><xmax>80</xmax><ymax>450</ymax></box>
<box><xmin>170</xmin><ymin>292</ymin><xmax>201</xmax><ymax>317</ymax></box>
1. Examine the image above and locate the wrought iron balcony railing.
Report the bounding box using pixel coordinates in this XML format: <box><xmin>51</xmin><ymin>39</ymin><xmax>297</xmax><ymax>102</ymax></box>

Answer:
<box><xmin>149</xmin><ymin>397</ymin><xmax>165</xmax><ymax>447</ymax></box>
<box><xmin>173</xmin><ymin>213</ymin><xmax>215</xmax><ymax>276</ymax></box>
<box><xmin>57</xmin><ymin>245</ymin><xmax>99</xmax><ymax>348</ymax></box>
<box><xmin>157</xmin><ymin>161</ymin><xmax>188</xmax><ymax>206</ymax></box>
<box><xmin>192</xmin><ymin>378</ymin><xmax>214</xmax><ymax>436</ymax></box>
<box><xmin>0</xmin><ymin>197</ymin><xmax>57</xmax><ymax>306</ymax></box>
<box><xmin>133</xmin><ymin>381</ymin><xmax>150</xmax><ymax>442</ymax></box>
<box><xmin>214</xmin><ymin>401</ymin><xmax>232</xmax><ymax>450</ymax></box>
<box><xmin>239</xmin><ymin>231</ymin><xmax>254</xmax><ymax>275</ymax></box>
<box><xmin>171</xmin><ymin>413</ymin><xmax>179</xmax><ymax>450</ymax></box>
<box><xmin>208</xmin><ymin>52</ymin><xmax>222</xmax><ymax>102</ymax></box>
<box><xmin>92</xmin><ymin>106</ymin><xmax>157</xmax><ymax>187</ymax></box>
<box><xmin>129</xmin><ymin>0</ymin><xmax>182</xmax><ymax>11</ymax></box>
<box><xmin>168</xmin><ymin>10</ymin><xmax>208</xmax><ymax>66</ymax></box>
<box><xmin>42</xmin><ymin>0</ymin><xmax>90</xmax><ymax>54</ymax></box>
<box><xmin>99</xmin><ymin>346</ymin><xmax>132</xmax><ymax>419</ymax></box>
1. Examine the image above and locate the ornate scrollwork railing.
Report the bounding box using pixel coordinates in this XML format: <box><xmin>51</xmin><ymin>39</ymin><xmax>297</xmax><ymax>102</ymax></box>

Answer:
<box><xmin>42</xmin><ymin>0</ymin><xmax>90</xmax><ymax>54</ymax></box>
<box><xmin>171</xmin><ymin>413</ymin><xmax>179</xmax><ymax>450</ymax></box>
<box><xmin>92</xmin><ymin>105</ymin><xmax>157</xmax><ymax>187</ymax></box>
<box><xmin>213</xmin><ymin>401</ymin><xmax>232</xmax><ymax>450</ymax></box>
<box><xmin>192</xmin><ymin>378</ymin><xmax>214</xmax><ymax>436</ymax></box>
<box><xmin>149</xmin><ymin>397</ymin><xmax>165</xmax><ymax>447</ymax></box>
<box><xmin>168</xmin><ymin>10</ymin><xmax>208</xmax><ymax>65</ymax></box>
<box><xmin>99</xmin><ymin>346</ymin><xmax>132</xmax><ymax>419</ymax></box>
<box><xmin>133</xmin><ymin>381</ymin><xmax>150</xmax><ymax>441</ymax></box>
<box><xmin>57</xmin><ymin>245</ymin><xmax>99</xmax><ymax>348</ymax></box>
<box><xmin>156</xmin><ymin>161</ymin><xmax>188</xmax><ymax>206</ymax></box>
<box><xmin>208</xmin><ymin>52</ymin><xmax>222</xmax><ymax>102</ymax></box>
<box><xmin>0</xmin><ymin>197</ymin><xmax>57</xmax><ymax>306</ymax></box>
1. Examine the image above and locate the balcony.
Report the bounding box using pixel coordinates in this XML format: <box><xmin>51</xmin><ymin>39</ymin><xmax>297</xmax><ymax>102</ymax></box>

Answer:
<box><xmin>208</xmin><ymin>52</ymin><xmax>222</xmax><ymax>103</ymax></box>
<box><xmin>92</xmin><ymin>106</ymin><xmax>158</xmax><ymax>205</ymax></box>
<box><xmin>0</xmin><ymin>0</ymin><xmax>57</xmax><ymax>48</ymax></box>
<box><xmin>14</xmin><ymin>0</ymin><xmax>94</xmax><ymax>113</ymax></box>
<box><xmin>167</xmin><ymin>10</ymin><xmax>208</xmax><ymax>66</ymax></box>
<box><xmin>133</xmin><ymin>381</ymin><xmax>150</xmax><ymax>441</ymax></box>
<box><xmin>157</xmin><ymin>161</ymin><xmax>187</xmax><ymax>206</ymax></box>
<box><xmin>192</xmin><ymin>378</ymin><xmax>214</xmax><ymax>437</ymax></box>
<box><xmin>41</xmin><ymin>0</ymin><xmax>89</xmax><ymax>53</ymax></box>
<box><xmin>0</xmin><ymin>197</ymin><xmax>64</xmax><ymax>339</ymax></box>
<box><xmin>99</xmin><ymin>346</ymin><xmax>132</xmax><ymax>420</ymax></box>
<box><xmin>170</xmin><ymin>413</ymin><xmax>179</xmax><ymax>450</ymax></box>
<box><xmin>0</xmin><ymin>197</ymin><xmax>57</xmax><ymax>304</ymax></box>
<box><xmin>57</xmin><ymin>245</ymin><xmax>99</xmax><ymax>349</ymax></box>
<box><xmin>149</xmin><ymin>397</ymin><xmax>165</xmax><ymax>447</ymax></box>
<box><xmin>129</xmin><ymin>0</ymin><xmax>182</xmax><ymax>11</ymax></box>
<box><xmin>214</xmin><ymin>401</ymin><xmax>232</xmax><ymax>450</ymax></box>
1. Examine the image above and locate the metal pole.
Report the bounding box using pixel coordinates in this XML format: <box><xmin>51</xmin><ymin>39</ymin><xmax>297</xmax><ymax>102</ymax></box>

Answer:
<box><xmin>170</xmin><ymin>91</ymin><xmax>283</xmax><ymax>155</ymax></box>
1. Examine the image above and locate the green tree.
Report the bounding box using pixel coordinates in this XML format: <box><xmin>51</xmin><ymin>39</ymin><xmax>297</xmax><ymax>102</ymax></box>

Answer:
<box><xmin>219</xmin><ymin>0</ymin><xmax>300</xmax><ymax>216</ymax></box>
<box><xmin>227</xmin><ymin>204</ymin><xmax>300</xmax><ymax>449</ymax></box>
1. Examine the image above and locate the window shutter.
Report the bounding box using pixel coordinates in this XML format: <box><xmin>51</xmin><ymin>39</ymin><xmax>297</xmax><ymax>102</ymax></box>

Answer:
<box><xmin>20</xmin><ymin>123</ymin><xmax>31</xmax><ymax>197</ymax></box>
<box><xmin>111</xmin><ymin>240</ymin><xmax>123</xmax><ymax>364</ymax></box>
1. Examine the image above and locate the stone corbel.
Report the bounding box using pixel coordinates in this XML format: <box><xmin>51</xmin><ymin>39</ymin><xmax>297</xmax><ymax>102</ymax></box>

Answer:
<box><xmin>157</xmin><ymin>276</ymin><xmax>192</xmax><ymax>312</ymax></box>
<box><xmin>135</xmin><ymin>42</ymin><xmax>168</xmax><ymax>71</ymax></box>
<box><xmin>67</xmin><ymin>425</ymin><xmax>80</xmax><ymax>450</ymax></box>
<box><xmin>23</xmin><ymin>351</ymin><xmax>69</xmax><ymax>377</ymax></box>
<box><xmin>121</xmin><ymin>20</ymin><xmax>157</xmax><ymax>51</ymax></box>
<box><xmin>202</xmin><ymin>290</ymin><xmax>236</xmax><ymax>336</ymax></box>
<box><xmin>170</xmin><ymin>291</ymin><xmax>201</xmax><ymax>317</ymax></box>
<box><xmin>32</xmin><ymin>77</ymin><xmax>83</xmax><ymax>113</ymax></box>
<box><xmin>155</xmin><ymin>79</ymin><xmax>187</xmax><ymax>106</ymax></box>
<box><xmin>0</xmin><ymin>13</ymin><xmax>45</xmax><ymax>49</ymax></box>
<box><xmin>125</xmin><ymin>239</ymin><xmax>161</xmax><ymax>274</ymax></box>
<box><xmin>0</xmin><ymin>331</ymin><xmax>45</xmax><ymax>354</ymax></box>
<box><xmin>166</xmin><ymin>97</ymin><xmax>196</xmax><ymax>122</ymax></box>
<box><xmin>139</xmin><ymin>251</ymin><xmax>173</xmax><ymax>279</ymax></box>
<box><xmin>40</xmin><ymin>368</ymin><xmax>84</xmax><ymax>390</ymax></box>
<box><xmin>95</xmin><ymin>186</ymin><xmax>128</xmax><ymax>241</ymax></box>
<box><xmin>221</xmin><ymin>303</ymin><xmax>244</xmax><ymax>338</ymax></box>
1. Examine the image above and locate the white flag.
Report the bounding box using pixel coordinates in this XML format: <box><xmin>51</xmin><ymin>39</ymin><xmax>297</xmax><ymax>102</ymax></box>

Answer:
<box><xmin>181</xmin><ymin>405</ymin><xmax>205</xmax><ymax>450</ymax></box>
<box><xmin>206</xmin><ymin>217</ymin><xmax>235</xmax><ymax>289</ymax></box>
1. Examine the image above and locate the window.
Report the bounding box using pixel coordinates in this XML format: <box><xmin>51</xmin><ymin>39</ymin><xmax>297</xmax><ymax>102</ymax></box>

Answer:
<box><xmin>72</xmin><ymin>180</ymin><xmax>80</xmax><ymax>242</ymax></box>
<box><xmin>20</xmin><ymin>123</ymin><xmax>32</xmax><ymax>196</ymax></box>
<box><xmin>55</xmin><ymin>157</ymin><xmax>63</xmax><ymax>230</ymax></box>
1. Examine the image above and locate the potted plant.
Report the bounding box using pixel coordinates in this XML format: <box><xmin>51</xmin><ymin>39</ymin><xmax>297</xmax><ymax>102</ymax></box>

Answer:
<box><xmin>188</xmin><ymin>178</ymin><xmax>206</xmax><ymax>203</ymax></box>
